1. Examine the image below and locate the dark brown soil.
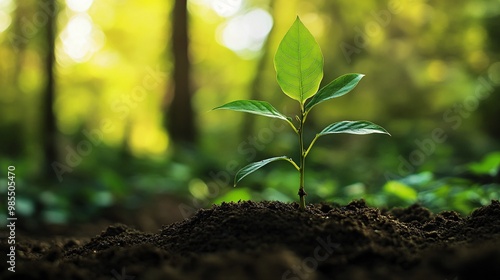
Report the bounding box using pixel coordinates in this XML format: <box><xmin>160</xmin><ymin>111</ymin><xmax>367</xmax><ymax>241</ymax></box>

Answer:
<box><xmin>2</xmin><ymin>200</ymin><xmax>500</xmax><ymax>280</ymax></box>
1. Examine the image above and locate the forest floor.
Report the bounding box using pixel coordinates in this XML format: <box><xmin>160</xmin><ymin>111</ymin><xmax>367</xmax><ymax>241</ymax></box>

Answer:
<box><xmin>1</xmin><ymin>199</ymin><xmax>500</xmax><ymax>280</ymax></box>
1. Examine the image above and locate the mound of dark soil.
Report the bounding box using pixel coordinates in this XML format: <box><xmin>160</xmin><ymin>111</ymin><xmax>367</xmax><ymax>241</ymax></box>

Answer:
<box><xmin>2</xmin><ymin>200</ymin><xmax>500</xmax><ymax>280</ymax></box>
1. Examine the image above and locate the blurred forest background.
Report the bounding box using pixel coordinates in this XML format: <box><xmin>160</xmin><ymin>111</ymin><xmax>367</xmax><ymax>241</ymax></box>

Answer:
<box><xmin>0</xmin><ymin>0</ymin><xmax>499</xmax><ymax>229</ymax></box>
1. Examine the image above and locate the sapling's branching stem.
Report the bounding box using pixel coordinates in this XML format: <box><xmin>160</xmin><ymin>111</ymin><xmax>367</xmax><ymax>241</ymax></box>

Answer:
<box><xmin>298</xmin><ymin>103</ymin><xmax>307</xmax><ymax>211</ymax></box>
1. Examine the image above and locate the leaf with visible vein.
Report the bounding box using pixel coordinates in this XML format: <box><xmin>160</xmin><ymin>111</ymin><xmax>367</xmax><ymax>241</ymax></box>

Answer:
<box><xmin>306</xmin><ymin>74</ymin><xmax>364</xmax><ymax>112</ymax></box>
<box><xmin>213</xmin><ymin>100</ymin><xmax>289</xmax><ymax>121</ymax></box>
<box><xmin>274</xmin><ymin>17</ymin><xmax>324</xmax><ymax>104</ymax></box>
<box><xmin>234</xmin><ymin>156</ymin><xmax>294</xmax><ymax>187</ymax></box>
<box><xmin>318</xmin><ymin>121</ymin><xmax>390</xmax><ymax>136</ymax></box>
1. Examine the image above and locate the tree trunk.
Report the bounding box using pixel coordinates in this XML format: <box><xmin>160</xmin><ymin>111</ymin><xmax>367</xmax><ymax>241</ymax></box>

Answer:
<box><xmin>41</xmin><ymin>0</ymin><xmax>58</xmax><ymax>180</ymax></box>
<box><xmin>167</xmin><ymin>0</ymin><xmax>196</xmax><ymax>145</ymax></box>
<box><xmin>0</xmin><ymin>1</ymin><xmax>30</xmax><ymax>159</ymax></box>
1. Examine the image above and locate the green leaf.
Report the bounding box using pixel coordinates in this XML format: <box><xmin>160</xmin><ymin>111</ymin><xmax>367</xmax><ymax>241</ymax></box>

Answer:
<box><xmin>274</xmin><ymin>16</ymin><xmax>323</xmax><ymax>104</ymax></box>
<box><xmin>212</xmin><ymin>100</ymin><xmax>289</xmax><ymax>121</ymax></box>
<box><xmin>468</xmin><ymin>151</ymin><xmax>500</xmax><ymax>176</ymax></box>
<box><xmin>305</xmin><ymin>73</ymin><xmax>364</xmax><ymax>112</ymax></box>
<box><xmin>383</xmin><ymin>181</ymin><xmax>417</xmax><ymax>202</ymax></box>
<box><xmin>234</xmin><ymin>156</ymin><xmax>292</xmax><ymax>187</ymax></box>
<box><xmin>318</xmin><ymin>121</ymin><xmax>390</xmax><ymax>136</ymax></box>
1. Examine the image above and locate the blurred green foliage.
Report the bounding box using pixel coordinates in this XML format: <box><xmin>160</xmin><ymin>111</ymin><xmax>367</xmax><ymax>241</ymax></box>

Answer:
<box><xmin>0</xmin><ymin>0</ymin><xmax>499</xmax><ymax>225</ymax></box>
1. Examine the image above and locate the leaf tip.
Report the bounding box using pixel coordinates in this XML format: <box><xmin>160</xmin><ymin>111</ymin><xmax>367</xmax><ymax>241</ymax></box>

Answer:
<box><xmin>378</xmin><ymin>128</ymin><xmax>391</xmax><ymax>136</ymax></box>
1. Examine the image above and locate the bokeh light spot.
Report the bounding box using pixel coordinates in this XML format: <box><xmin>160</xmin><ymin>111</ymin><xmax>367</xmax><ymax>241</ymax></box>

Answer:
<box><xmin>211</xmin><ymin>0</ymin><xmax>242</xmax><ymax>17</ymax></box>
<box><xmin>66</xmin><ymin>0</ymin><xmax>94</xmax><ymax>13</ymax></box>
<box><xmin>0</xmin><ymin>11</ymin><xmax>11</xmax><ymax>32</ymax></box>
<box><xmin>59</xmin><ymin>14</ymin><xmax>105</xmax><ymax>63</ymax></box>
<box><xmin>427</xmin><ymin>60</ymin><xmax>448</xmax><ymax>82</ymax></box>
<box><xmin>219</xmin><ymin>8</ymin><xmax>273</xmax><ymax>54</ymax></box>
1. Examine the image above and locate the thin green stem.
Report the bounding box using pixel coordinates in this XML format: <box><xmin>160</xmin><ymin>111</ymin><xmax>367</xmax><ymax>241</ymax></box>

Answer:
<box><xmin>302</xmin><ymin>110</ymin><xmax>310</xmax><ymax>123</ymax></box>
<box><xmin>286</xmin><ymin>119</ymin><xmax>299</xmax><ymax>134</ymax></box>
<box><xmin>304</xmin><ymin>134</ymin><xmax>320</xmax><ymax>159</ymax></box>
<box><xmin>285</xmin><ymin>157</ymin><xmax>300</xmax><ymax>171</ymax></box>
<box><xmin>298</xmin><ymin>104</ymin><xmax>307</xmax><ymax>211</ymax></box>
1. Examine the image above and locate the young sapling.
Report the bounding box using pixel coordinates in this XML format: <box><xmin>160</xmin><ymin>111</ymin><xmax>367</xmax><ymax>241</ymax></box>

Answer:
<box><xmin>213</xmin><ymin>17</ymin><xmax>390</xmax><ymax>210</ymax></box>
